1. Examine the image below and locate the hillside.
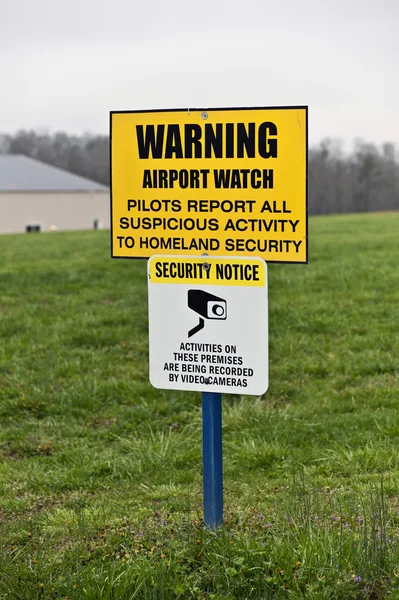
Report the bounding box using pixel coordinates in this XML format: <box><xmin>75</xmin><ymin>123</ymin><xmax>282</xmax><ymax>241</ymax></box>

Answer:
<box><xmin>0</xmin><ymin>212</ymin><xmax>399</xmax><ymax>599</ymax></box>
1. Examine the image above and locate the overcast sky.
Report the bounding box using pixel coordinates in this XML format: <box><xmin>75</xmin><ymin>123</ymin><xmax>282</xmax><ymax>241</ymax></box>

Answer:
<box><xmin>1</xmin><ymin>0</ymin><xmax>397</xmax><ymax>146</ymax></box>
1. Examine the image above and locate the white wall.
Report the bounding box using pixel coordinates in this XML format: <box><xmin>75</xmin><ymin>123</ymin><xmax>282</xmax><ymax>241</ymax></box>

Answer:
<box><xmin>0</xmin><ymin>191</ymin><xmax>110</xmax><ymax>234</ymax></box>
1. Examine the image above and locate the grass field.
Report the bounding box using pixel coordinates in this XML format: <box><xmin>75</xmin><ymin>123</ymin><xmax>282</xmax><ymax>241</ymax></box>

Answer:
<box><xmin>0</xmin><ymin>212</ymin><xmax>399</xmax><ymax>599</ymax></box>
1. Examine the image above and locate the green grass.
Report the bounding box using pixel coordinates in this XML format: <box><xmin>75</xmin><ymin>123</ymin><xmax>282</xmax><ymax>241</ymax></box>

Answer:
<box><xmin>0</xmin><ymin>213</ymin><xmax>399</xmax><ymax>599</ymax></box>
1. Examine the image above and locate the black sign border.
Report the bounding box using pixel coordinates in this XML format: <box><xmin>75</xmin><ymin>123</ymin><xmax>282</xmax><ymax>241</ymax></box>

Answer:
<box><xmin>109</xmin><ymin>105</ymin><xmax>308</xmax><ymax>265</ymax></box>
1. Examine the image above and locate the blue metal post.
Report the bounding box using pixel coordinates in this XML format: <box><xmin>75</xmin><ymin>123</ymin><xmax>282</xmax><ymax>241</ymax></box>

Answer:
<box><xmin>202</xmin><ymin>392</ymin><xmax>223</xmax><ymax>529</ymax></box>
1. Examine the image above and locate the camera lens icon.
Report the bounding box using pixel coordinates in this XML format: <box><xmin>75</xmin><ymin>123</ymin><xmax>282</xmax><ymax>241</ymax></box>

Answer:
<box><xmin>208</xmin><ymin>300</ymin><xmax>227</xmax><ymax>319</ymax></box>
<box><xmin>188</xmin><ymin>290</ymin><xmax>227</xmax><ymax>337</ymax></box>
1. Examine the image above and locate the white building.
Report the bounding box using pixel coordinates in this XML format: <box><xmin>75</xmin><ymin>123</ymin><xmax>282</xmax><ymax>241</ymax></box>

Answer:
<box><xmin>0</xmin><ymin>154</ymin><xmax>109</xmax><ymax>234</ymax></box>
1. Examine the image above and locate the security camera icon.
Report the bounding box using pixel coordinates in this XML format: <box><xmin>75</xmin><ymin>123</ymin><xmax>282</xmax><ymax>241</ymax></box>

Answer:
<box><xmin>188</xmin><ymin>290</ymin><xmax>227</xmax><ymax>338</ymax></box>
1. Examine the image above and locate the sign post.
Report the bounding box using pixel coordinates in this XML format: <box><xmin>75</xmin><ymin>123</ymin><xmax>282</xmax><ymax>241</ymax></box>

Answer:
<box><xmin>147</xmin><ymin>255</ymin><xmax>268</xmax><ymax>528</ymax></box>
<box><xmin>202</xmin><ymin>392</ymin><xmax>223</xmax><ymax>529</ymax></box>
<box><xmin>110</xmin><ymin>106</ymin><xmax>308</xmax><ymax>528</ymax></box>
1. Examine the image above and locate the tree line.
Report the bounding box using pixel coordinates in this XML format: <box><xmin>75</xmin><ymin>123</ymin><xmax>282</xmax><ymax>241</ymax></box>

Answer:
<box><xmin>1</xmin><ymin>131</ymin><xmax>398</xmax><ymax>215</ymax></box>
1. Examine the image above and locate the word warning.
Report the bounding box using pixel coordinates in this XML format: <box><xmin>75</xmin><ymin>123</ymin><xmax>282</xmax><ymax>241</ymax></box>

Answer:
<box><xmin>148</xmin><ymin>256</ymin><xmax>268</xmax><ymax>395</ymax></box>
<box><xmin>110</xmin><ymin>106</ymin><xmax>308</xmax><ymax>263</ymax></box>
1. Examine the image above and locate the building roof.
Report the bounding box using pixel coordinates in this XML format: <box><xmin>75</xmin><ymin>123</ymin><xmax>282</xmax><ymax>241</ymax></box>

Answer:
<box><xmin>0</xmin><ymin>154</ymin><xmax>108</xmax><ymax>192</ymax></box>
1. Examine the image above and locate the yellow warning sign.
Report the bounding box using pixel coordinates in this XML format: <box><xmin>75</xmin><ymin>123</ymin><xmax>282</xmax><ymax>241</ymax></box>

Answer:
<box><xmin>110</xmin><ymin>106</ymin><xmax>308</xmax><ymax>263</ymax></box>
<box><xmin>149</xmin><ymin>256</ymin><xmax>266</xmax><ymax>287</ymax></box>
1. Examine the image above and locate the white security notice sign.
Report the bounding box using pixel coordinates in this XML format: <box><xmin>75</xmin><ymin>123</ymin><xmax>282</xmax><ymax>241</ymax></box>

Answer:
<box><xmin>148</xmin><ymin>256</ymin><xmax>268</xmax><ymax>395</ymax></box>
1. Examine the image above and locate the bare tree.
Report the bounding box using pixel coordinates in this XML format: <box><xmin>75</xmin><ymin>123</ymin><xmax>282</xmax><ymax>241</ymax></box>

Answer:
<box><xmin>2</xmin><ymin>130</ymin><xmax>399</xmax><ymax>213</ymax></box>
